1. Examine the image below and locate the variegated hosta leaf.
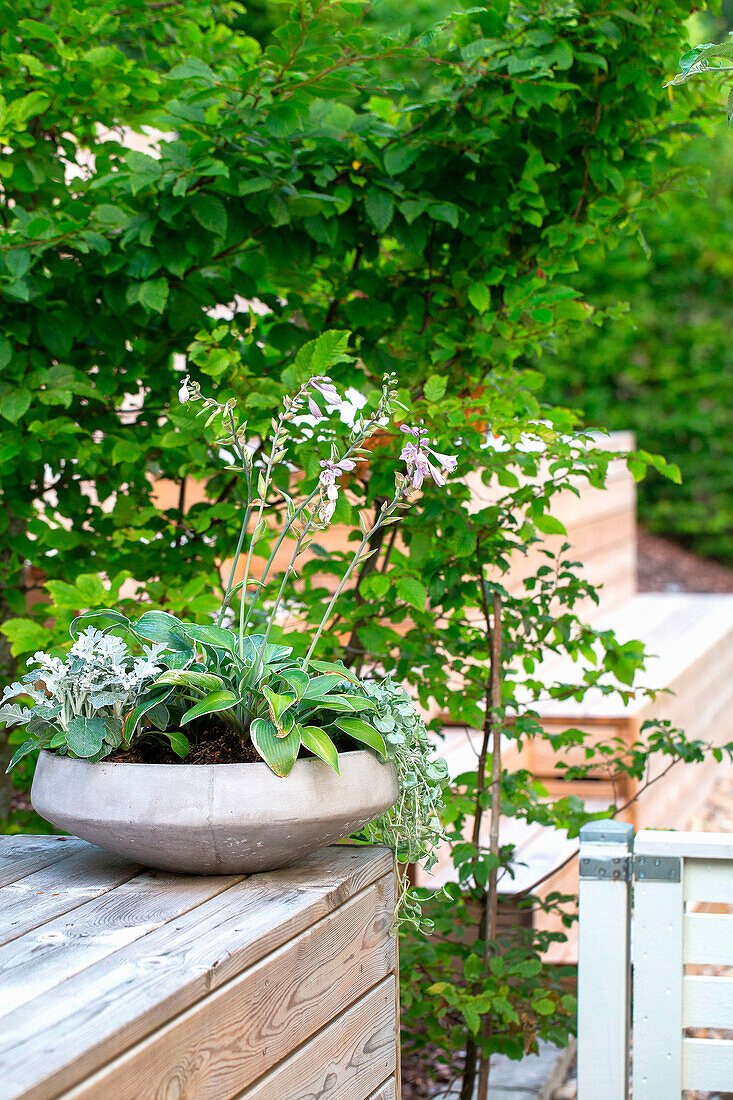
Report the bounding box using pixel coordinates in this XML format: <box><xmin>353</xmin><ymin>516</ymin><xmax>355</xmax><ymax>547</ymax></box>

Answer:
<box><xmin>251</xmin><ymin>717</ymin><xmax>300</xmax><ymax>776</ymax></box>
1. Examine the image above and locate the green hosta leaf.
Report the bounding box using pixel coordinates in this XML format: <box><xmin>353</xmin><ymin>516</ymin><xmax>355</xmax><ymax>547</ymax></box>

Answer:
<box><xmin>314</xmin><ymin>694</ymin><xmax>377</xmax><ymax>712</ymax></box>
<box><xmin>277</xmin><ymin>668</ymin><xmax>310</xmax><ymax>699</ymax></box>
<box><xmin>122</xmin><ymin>688</ymin><xmax>174</xmax><ymax>740</ymax></box>
<box><xmin>263</xmin><ymin>687</ymin><xmax>296</xmax><ymax>723</ymax></box>
<box><xmin>333</xmin><ymin>718</ymin><xmax>387</xmax><ymax>758</ymax></box>
<box><xmin>154</xmin><ymin>670</ymin><xmax>224</xmax><ymax>691</ymax></box>
<box><xmin>241</xmin><ymin>634</ymin><xmax>293</xmax><ymax>667</ymax></box>
<box><xmin>397</xmin><ymin>576</ymin><xmax>427</xmax><ymax>611</ymax></box>
<box><xmin>70</xmin><ymin>608</ymin><xmax>131</xmax><ymax>639</ymax></box>
<box><xmin>175</xmin><ymin>624</ymin><xmax>237</xmax><ymax>651</ymax></box>
<box><xmin>143</xmin><ymin>703</ymin><xmax>169</xmax><ymax>731</ymax></box>
<box><xmin>180</xmin><ymin>690</ymin><xmax>240</xmax><ymax>725</ymax></box>
<box><xmin>161</xmin><ymin>729</ymin><xmax>190</xmax><ymax>758</ymax></box>
<box><xmin>365</xmin><ymin>188</ymin><xmax>394</xmax><ymax>232</ymax></box>
<box><xmin>301</xmin><ymin>674</ymin><xmax>349</xmax><ymax>700</ymax></box>
<box><xmin>298</xmin><ymin>725</ymin><xmax>340</xmax><ymax>773</ymax></box>
<box><xmin>103</xmin><ymin>716</ymin><xmax>124</xmax><ymax>748</ymax></box>
<box><xmin>133</xmin><ymin>611</ymin><xmax>192</xmax><ymax>653</ymax></box>
<box><xmin>251</xmin><ymin>717</ymin><xmax>300</xmax><ymax>777</ymax></box>
<box><xmin>6</xmin><ymin>737</ymin><xmax>39</xmax><ymax>773</ymax></box>
<box><xmin>66</xmin><ymin>717</ymin><xmax>106</xmax><ymax>758</ymax></box>
<box><xmin>307</xmin><ymin>660</ymin><xmax>358</xmax><ymax>683</ymax></box>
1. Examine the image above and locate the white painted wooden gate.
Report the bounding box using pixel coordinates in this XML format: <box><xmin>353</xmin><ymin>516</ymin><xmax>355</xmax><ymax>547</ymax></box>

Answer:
<box><xmin>578</xmin><ymin>824</ymin><xmax>733</xmax><ymax>1098</ymax></box>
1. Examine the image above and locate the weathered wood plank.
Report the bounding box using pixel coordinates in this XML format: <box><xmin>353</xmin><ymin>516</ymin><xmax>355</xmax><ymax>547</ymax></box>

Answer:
<box><xmin>0</xmin><ymin>847</ymin><xmax>141</xmax><ymax>947</ymax></box>
<box><xmin>0</xmin><ymin>870</ymin><xmax>244</xmax><ymax>1018</ymax></box>
<box><xmin>366</xmin><ymin>1079</ymin><xmax>397</xmax><ymax>1100</ymax></box>
<box><xmin>61</xmin><ymin>877</ymin><xmax>395</xmax><ymax>1100</ymax></box>
<box><xmin>233</xmin><ymin>976</ymin><xmax>397</xmax><ymax>1100</ymax></box>
<box><xmin>0</xmin><ymin>835</ymin><xmax>87</xmax><ymax>887</ymax></box>
<box><xmin>0</xmin><ymin>845</ymin><xmax>392</xmax><ymax>1100</ymax></box>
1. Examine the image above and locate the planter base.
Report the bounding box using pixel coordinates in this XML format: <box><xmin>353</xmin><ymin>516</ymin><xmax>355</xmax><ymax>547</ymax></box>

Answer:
<box><xmin>31</xmin><ymin>750</ymin><xmax>398</xmax><ymax>874</ymax></box>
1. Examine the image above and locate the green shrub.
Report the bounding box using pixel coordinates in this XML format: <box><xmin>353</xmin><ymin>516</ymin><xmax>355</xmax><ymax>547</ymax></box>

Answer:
<box><xmin>542</xmin><ymin>130</ymin><xmax>733</xmax><ymax>562</ymax></box>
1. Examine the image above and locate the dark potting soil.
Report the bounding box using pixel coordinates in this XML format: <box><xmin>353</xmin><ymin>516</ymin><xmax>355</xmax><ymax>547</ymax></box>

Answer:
<box><xmin>109</xmin><ymin>726</ymin><xmax>262</xmax><ymax>765</ymax></box>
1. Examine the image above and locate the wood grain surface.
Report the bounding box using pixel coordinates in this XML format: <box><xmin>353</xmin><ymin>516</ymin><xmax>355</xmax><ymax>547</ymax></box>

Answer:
<box><xmin>0</xmin><ymin>840</ymin><xmax>396</xmax><ymax>1100</ymax></box>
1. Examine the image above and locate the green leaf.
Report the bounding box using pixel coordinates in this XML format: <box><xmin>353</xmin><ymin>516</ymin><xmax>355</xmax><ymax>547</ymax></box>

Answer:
<box><xmin>397</xmin><ymin>576</ymin><xmax>427</xmax><ymax>611</ymax></box>
<box><xmin>298</xmin><ymin>725</ymin><xmax>340</xmax><ymax>773</ymax></box>
<box><xmin>1</xmin><ymin>618</ymin><xmax>48</xmax><ymax>657</ymax></box>
<box><xmin>250</xmin><ymin>717</ymin><xmax>300</xmax><ymax>776</ymax></box>
<box><xmin>174</xmin><ymin>623</ymin><xmax>237</xmax><ymax>651</ymax></box>
<box><xmin>133</xmin><ymin>611</ymin><xmax>192</xmax><ymax>652</ymax></box>
<box><xmin>365</xmin><ymin>188</ymin><xmax>395</xmax><ymax>232</ymax></box>
<box><xmin>138</xmin><ymin>278</ymin><xmax>169</xmax><ymax>313</ymax></box>
<box><xmin>1</xmin><ymin>390</ymin><xmax>31</xmax><ymax>423</ymax></box>
<box><xmin>277</xmin><ymin>668</ymin><xmax>310</xmax><ymax>699</ymax></box>
<box><xmin>301</xmin><ymin>674</ymin><xmax>349</xmax><ymax>700</ymax></box>
<box><xmin>263</xmin><ymin>686</ymin><xmax>296</xmax><ymax>723</ymax></box>
<box><xmin>191</xmin><ymin>193</ymin><xmax>227</xmax><ymax>237</ymax></box>
<box><xmin>122</xmin><ymin>688</ymin><xmax>174</xmax><ymax>740</ymax></box>
<box><xmin>308</xmin><ymin>660</ymin><xmax>358</xmax><ymax>683</ymax></box>
<box><xmin>532</xmin><ymin>513</ymin><xmax>567</xmax><ymax>536</ymax></box>
<box><xmin>0</xmin><ymin>338</ymin><xmax>12</xmax><ymax>370</ymax></box>
<box><xmin>66</xmin><ymin>717</ymin><xmax>106</xmax><ymax>758</ymax></box>
<box><xmin>161</xmin><ymin>729</ymin><xmax>190</xmax><ymax>758</ymax></box>
<box><xmin>383</xmin><ymin>145</ymin><xmax>418</xmax><ymax>176</ymax></box>
<box><xmin>424</xmin><ymin>375</ymin><xmax>447</xmax><ymax>402</ymax></box>
<box><xmin>468</xmin><ymin>284</ymin><xmax>491</xmax><ymax>314</ymax></box>
<box><xmin>180</xmin><ymin>690</ymin><xmax>240</xmax><ymax>725</ymax></box>
<box><xmin>333</xmin><ymin>718</ymin><xmax>387</xmax><ymax>758</ymax></box>
<box><xmin>6</xmin><ymin>737</ymin><xmax>38</xmax><ymax>773</ymax></box>
<box><xmin>154</xmin><ymin>670</ymin><xmax>224</xmax><ymax>691</ymax></box>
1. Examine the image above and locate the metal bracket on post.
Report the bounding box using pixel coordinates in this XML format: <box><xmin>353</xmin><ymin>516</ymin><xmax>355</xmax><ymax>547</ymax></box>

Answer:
<box><xmin>633</xmin><ymin>853</ymin><xmax>681</xmax><ymax>883</ymax></box>
<box><xmin>579</xmin><ymin>853</ymin><xmax>631</xmax><ymax>882</ymax></box>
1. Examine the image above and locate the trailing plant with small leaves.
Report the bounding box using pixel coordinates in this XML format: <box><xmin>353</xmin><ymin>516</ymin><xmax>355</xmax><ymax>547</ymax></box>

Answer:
<box><xmin>353</xmin><ymin>677</ymin><xmax>449</xmax><ymax>929</ymax></box>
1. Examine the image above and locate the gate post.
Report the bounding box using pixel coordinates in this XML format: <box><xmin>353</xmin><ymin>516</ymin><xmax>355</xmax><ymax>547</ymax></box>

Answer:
<box><xmin>577</xmin><ymin>821</ymin><xmax>633</xmax><ymax>1100</ymax></box>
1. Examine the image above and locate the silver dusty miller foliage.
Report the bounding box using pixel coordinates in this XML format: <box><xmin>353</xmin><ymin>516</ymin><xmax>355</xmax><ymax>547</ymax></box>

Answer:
<box><xmin>0</xmin><ymin>627</ymin><xmax>165</xmax><ymax>766</ymax></box>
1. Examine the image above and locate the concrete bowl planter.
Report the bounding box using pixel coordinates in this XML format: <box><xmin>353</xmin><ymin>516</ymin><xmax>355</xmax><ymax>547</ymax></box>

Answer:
<box><xmin>30</xmin><ymin>749</ymin><xmax>398</xmax><ymax>874</ymax></box>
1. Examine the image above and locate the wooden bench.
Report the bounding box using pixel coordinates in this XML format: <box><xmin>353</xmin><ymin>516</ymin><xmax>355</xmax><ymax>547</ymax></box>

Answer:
<box><xmin>0</xmin><ymin>835</ymin><xmax>399</xmax><ymax>1100</ymax></box>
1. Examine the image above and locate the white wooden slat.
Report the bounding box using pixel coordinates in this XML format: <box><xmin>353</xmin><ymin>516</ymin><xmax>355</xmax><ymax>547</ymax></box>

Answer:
<box><xmin>631</xmin><ymin>871</ymin><xmax>684</xmax><ymax>1099</ymax></box>
<box><xmin>683</xmin><ymin>976</ymin><xmax>733</xmax><ymax>1029</ymax></box>
<box><xmin>233</xmin><ymin>976</ymin><xmax>397</xmax><ymax>1100</ymax></box>
<box><xmin>0</xmin><ymin>870</ymin><xmax>243</xmax><ymax>1018</ymax></box>
<box><xmin>0</xmin><ymin>845</ymin><xmax>391</xmax><ymax>1100</ymax></box>
<box><xmin>684</xmin><ymin>912</ymin><xmax>733</xmax><ymax>967</ymax></box>
<box><xmin>0</xmin><ymin>835</ymin><xmax>87</xmax><ymax>887</ymax></box>
<box><xmin>59</xmin><ymin>877</ymin><xmax>395</xmax><ymax>1100</ymax></box>
<box><xmin>684</xmin><ymin>858</ymin><xmax>733</xmax><ymax>904</ymax></box>
<box><xmin>638</xmin><ymin>830</ymin><xmax>733</xmax><ymax>862</ymax></box>
<box><xmin>683</xmin><ymin>1037</ymin><xmax>733</xmax><ymax>1092</ymax></box>
<box><xmin>577</xmin><ymin>823</ymin><xmax>632</xmax><ymax>1100</ymax></box>
<box><xmin>0</xmin><ymin>847</ymin><xmax>141</xmax><ymax>947</ymax></box>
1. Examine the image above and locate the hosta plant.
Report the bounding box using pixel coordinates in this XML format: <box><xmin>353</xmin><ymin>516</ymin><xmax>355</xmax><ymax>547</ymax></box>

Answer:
<box><xmin>5</xmin><ymin>358</ymin><xmax>455</xmax><ymax>790</ymax></box>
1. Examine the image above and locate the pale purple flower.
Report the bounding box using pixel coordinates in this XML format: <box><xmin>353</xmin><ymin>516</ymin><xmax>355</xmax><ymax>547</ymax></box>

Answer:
<box><xmin>178</xmin><ymin>377</ymin><xmax>191</xmax><ymax>403</ymax></box>
<box><xmin>399</xmin><ymin>425</ymin><xmax>458</xmax><ymax>489</ymax></box>
<box><xmin>317</xmin><ymin>457</ymin><xmax>356</xmax><ymax>522</ymax></box>
<box><xmin>308</xmin><ymin>395</ymin><xmax>325</xmax><ymax>423</ymax></box>
<box><xmin>311</xmin><ymin>376</ymin><xmax>341</xmax><ymax>407</ymax></box>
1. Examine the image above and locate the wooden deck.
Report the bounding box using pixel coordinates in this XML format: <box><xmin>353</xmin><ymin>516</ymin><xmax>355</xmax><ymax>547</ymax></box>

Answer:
<box><xmin>0</xmin><ymin>836</ymin><xmax>398</xmax><ymax>1100</ymax></box>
